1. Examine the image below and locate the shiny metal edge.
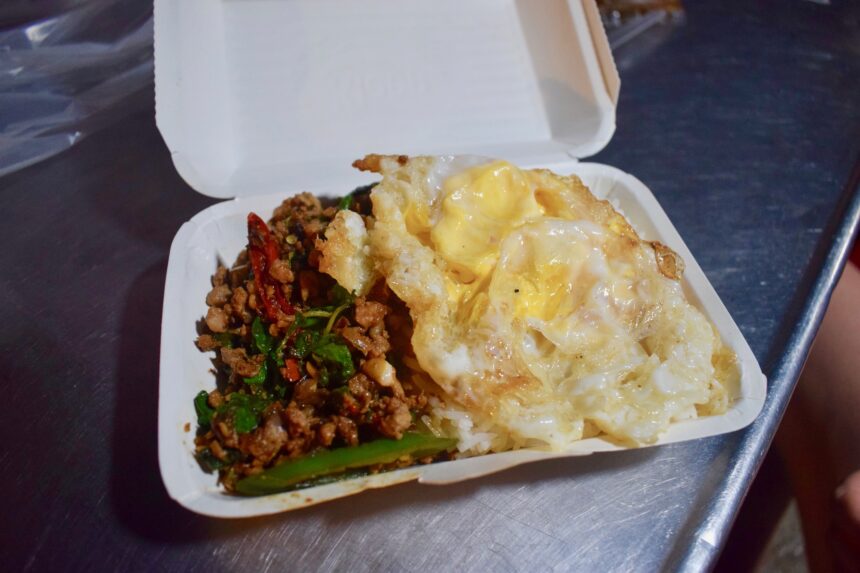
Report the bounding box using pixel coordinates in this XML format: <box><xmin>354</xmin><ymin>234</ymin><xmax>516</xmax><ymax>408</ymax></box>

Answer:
<box><xmin>668</xmin><ymin>157</ymin><xmax>860</xmax><ymax>572</ymax></box>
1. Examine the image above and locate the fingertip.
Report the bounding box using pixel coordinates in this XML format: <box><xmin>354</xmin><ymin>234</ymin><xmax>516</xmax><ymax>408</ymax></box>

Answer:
<box><xmin>836</xmin><ymin>471</ymin><xmax>860</xmax><ymax>524</ymax></box>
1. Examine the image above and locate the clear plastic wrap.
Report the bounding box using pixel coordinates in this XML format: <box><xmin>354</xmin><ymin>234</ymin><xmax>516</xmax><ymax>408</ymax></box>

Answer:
<box><xmin>0</xmin><ymin>0</ymin><xmax>153</xmax><ymax>176</ymax></box>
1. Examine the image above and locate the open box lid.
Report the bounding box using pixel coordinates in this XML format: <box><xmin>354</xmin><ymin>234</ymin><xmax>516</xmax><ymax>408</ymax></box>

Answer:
<box><xmin>154</xmin><ymin>0</ymin><xmax>619</xmax><ymax>198</ymax></box>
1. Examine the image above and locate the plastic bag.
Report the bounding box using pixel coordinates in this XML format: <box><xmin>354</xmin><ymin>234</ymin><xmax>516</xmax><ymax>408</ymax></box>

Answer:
<box><xmin>0</xmin><ymin>0</ymin><xmax>153</xmax><ymax>177</ymax></box>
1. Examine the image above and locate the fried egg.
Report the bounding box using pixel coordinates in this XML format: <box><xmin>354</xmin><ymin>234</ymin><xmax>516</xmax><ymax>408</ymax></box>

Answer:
<box><xmin>322</xmin><ymin>155</ymin><xmax>737</xmax><ymax>453</ymax></box>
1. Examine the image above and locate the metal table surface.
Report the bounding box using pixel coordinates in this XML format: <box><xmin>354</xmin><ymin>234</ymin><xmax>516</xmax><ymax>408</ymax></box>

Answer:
<box><xmin>3</xmin><ymin>2</ymin><xmax>860</xmax><ymax>572</ymax></box>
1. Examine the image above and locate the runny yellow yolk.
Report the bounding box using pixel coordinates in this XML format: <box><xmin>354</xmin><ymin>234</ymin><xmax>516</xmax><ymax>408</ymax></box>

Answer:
<box><xmin>428</xmin><ymin>160</ymin><xmax>558</xmax><ymax>320</ymax></box>
<box><xmin>431</xmin><ymin>161</ymin><xmax>544</xmax><ymax>280</ymax></box>
<box><xmin>424</xmin><ymin>161</ymin><xmax>616</xmax><ymax>329</ymax></box>
<box><xmin>509</xmin><ymin>253</ymin><xmax>578</xmax><ymax>323</ymax></box>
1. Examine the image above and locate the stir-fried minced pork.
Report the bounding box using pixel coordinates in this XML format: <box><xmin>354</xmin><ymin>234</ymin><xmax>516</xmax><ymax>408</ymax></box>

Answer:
<box><xmin>193</xmin><ymin>190</ymin><xmax>449</xmax><ymax>492</ymax></box>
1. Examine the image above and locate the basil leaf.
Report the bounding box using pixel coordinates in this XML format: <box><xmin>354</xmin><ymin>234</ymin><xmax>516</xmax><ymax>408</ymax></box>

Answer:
<box><xmin>329</xmin><ymin>284</ymin><xmax>355</xmax><ymax>306</ymax></box>
<box><xmin>295</xmin><ymin>313</ymin><xmax>327</xmax><ymax>330</ymax></box>
<box><xmin>243</xmin><ymin>360</ymin><xmax>268</xmax><ymax>386</ymax></box>
<box><xmin>323</xmin><ymin>303</ymin><xmax>349</xmax><ymax>335</ymax></box>
<box><xmin>233</xmin><ymin>408</ymin><xmax>258</xmax><ymax>433</ymax></box>
<box><xmin>273</xmin><ymin>335</ymin><xmax>288</xmax><ymax>367</ymax></box>
<box><xmin>292</xmin><ymin>330</ymin><xmax>319</xmax><ymax>359</ymax></box>
<box><xmin>195</xmin><ymin>448</ymin><xmax>226</xmax><ymax>472</ymax></box>
<box><xmin>195</xmin><ymin>447</ymin><xmax>241</xmax><ymax>472</ymax></box>
<box><xmin>336</xmin><ymin>194</ymin><xmax>353</xmax><ymax>211</ymax></box>
<box><xmin>311</xmin><ymin>334</ymin><xmax>355</xmax><ymax>379</ymax></box>
<box><xmin>251</xmin><ymin>316</ymin><xmax>273</xmax><ymax>355</ymax></box>
<box><xmin>219</xmin><ymin>393</ymin><xmax>270</xmax><ymax>434</ymax></box>
<box><xmin>214</xmin><ymin>333</ymin><xmax>235</xmax><ymax>348</ymax></box>
<box><xmin>317</xmin><ymin>365</ymin><xmax>330</xmax><ymax>388</ymax></box>
<box><xmin>194</xmin><ymin>391</ymin><xmax>215</xmax><ymax>429</ymax></box>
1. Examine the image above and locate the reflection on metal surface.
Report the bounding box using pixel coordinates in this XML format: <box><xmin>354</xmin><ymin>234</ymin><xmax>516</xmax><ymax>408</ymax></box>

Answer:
<box><xmin>670</xmin><ymin>159</ymin><xmax>860</xmax><ymax>572</ymax></box>
<box><xmin>2</xmin><ymin>1</ymin><xmax>860</xmax><ymax>571</ymax></box>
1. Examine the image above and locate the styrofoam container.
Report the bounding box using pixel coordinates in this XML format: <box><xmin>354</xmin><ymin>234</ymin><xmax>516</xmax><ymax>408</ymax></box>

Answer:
<box><xmin>155</xmin><ymin>0</ymin><xmax>766</xmax><ymax>518</ymax></box>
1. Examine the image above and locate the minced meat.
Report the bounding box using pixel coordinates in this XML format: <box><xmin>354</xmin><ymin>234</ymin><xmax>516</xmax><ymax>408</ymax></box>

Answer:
<box><xmin>193</xmin><ymin>190</ymin><xmax>437</xmax><ymax>492</ymax></box>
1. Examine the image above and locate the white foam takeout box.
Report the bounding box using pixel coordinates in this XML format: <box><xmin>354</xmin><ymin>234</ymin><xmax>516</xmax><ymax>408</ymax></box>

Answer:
<box><xmin>155</xmin><ymin>0</ymin><xmax>767</xmax><ymax>518</ymax></box>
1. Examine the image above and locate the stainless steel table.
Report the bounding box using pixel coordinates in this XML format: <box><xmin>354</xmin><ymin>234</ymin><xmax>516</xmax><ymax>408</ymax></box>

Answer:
<box><xmin>3</xmin><ymin>2</ymin><xmax>859</xmax><ymax>571</ymax></box>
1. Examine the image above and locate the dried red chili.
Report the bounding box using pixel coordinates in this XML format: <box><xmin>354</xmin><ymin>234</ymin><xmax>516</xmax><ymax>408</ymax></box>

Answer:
<box><xmin>284</xmin><ymin>358</ymin><xmax>302</xmax><ymax>382</ymax></box>
<box><xmin>247</xmin><ymin>212</ymin><xmax>293</xmax><ymax>321</ymax></box>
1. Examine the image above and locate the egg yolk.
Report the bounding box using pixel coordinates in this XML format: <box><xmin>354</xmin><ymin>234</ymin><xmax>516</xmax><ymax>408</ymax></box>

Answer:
<box><xmin>427</xmin><ymin>161</ymin><xmax>551</xmax><ymax>312</ymax></box>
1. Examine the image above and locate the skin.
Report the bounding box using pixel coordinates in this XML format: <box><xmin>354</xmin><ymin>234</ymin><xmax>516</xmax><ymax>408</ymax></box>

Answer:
<box><xmin>777</xmin><ymin>261</ymin><xmax>860</xmax><ymax>572</ymax></box>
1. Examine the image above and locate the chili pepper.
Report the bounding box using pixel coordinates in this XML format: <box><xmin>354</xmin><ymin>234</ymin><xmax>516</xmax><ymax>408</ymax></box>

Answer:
<box><xmin>284</xmin><ymin>358</ymin><xmax>301</xmax><ymax>382</ymax></box>
<box><xmin>247</xmin><ymin>213</ymin><xmax>293</xmax><ymax>322</ymax></box>
<box><xmin>235</xmin><ymin>432</ymin><xmax>457</xmax><ymax>495</ymax></box>
<box><xmin>248</xmin><ymin>212</ymin><xmax>279</xmax><ymax>264</ymax></box>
